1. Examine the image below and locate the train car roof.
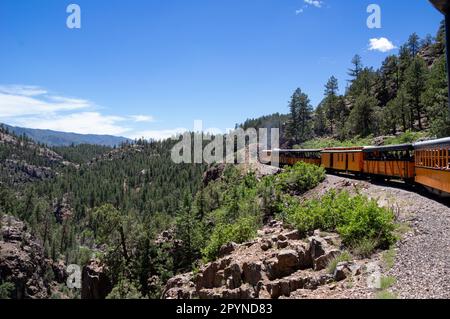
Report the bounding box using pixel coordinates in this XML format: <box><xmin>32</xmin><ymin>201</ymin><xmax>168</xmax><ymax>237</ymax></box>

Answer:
<box><xmin>413</xmin><ymin>137</ymin><xmax>450</xmax><ymax>149</ymax></box>
<box><xmin>363</xmin><ymin>144</ymin><xmax>413</xmax><ymax>153</ymax></box>
<box><xmin>274</xmin><ymin>149</ymin><xmax>322</xmax><ymax>153</ymax></box>
<box><xmin>321</xmin><ymin>147</ymin><xmax>364</xmax><ymax>154</ymax></box>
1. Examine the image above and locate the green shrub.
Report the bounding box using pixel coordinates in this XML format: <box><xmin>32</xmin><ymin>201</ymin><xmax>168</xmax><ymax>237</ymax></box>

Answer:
<box><xmin>283</xmin><ymin>191</ymin><xmax>396</xmax><ymax>255</ymax></box>
<box><xmin>276</xmin><ymin>162</ymin><xmax>326</xmax><ymax>194</ymax></box>
<box><xmin>327</xmin><ymin>251</ymin><xmax>352</xmax><ymax>274</ymax></box>
<box><xmin>382</xmin><ymin>248</ymin><xmax>396</xmax><ymax>269</ymax></box>
<box><xmin>380</xmin><ymin>276</ymin><xmax>396</xmax><ymax>290</ymax></box>
<box><xmin>106</xmin><ymin>277</ymin><xmax>143</xmax><ymax>299</ymax></box>
<box><xmin>0</xmin><ymin>282</ymin><xmax>15</xmax><ymax>299</ymax></box>
<box><xmin>202</xmin><ymin>217</ymin><xmax>258</xmax><ymax>261</ymax></box>
<box><xmin>337</xmin><ymin>196</ymin><xmax>396</xmax><ymax>249</ymax></box>
<box><xmin>384</xmin><ymin>130</ymin><xmax>428</xmax><ymax>145</ymax></box>
<box><xmin>77</xmin><ymin>246</ymin><xmax>94</xmax><ymax>267</ymax></box>
<box><xmin>351</xmin><ymin>238</ymin><xmax>378</xmax><ymax>258</ymax></box>
<box><xmin>300</xmin><ymin>136</ymin><xmax>373</xmax><ymax>149</ymax></box>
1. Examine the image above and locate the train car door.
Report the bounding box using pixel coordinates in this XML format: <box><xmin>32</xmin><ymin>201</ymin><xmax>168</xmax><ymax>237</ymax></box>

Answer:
<box><xmin>345</xmin><ymin>153</ymin><xmax>349</xmax><ymax>171</ymax></box>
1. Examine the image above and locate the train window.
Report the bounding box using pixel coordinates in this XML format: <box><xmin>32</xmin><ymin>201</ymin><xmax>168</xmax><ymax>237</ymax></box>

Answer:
<box><xmin>447</xmin><ymin>148</ymin><xmax>450</xmax><ymax>169</ymax></box>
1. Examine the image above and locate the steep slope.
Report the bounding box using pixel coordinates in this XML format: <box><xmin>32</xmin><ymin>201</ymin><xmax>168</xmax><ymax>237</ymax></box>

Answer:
<box><xmin>0</xmin><ymin>127</ymin><xmax>70</xmax><ymax>187</ymax></box>
<box><xmin>0</xmin><ymin>215</ymin><xmax>68</xmax><ymax>299</ymax></box>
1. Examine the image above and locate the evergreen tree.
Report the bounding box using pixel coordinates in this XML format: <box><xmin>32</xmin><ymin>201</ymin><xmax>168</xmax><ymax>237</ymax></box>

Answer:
<box><xmin>347</xmin><ymin>94</ymin><xmax>379</xmax><ymax>136</ymax></box>
<box><xmin>404</xmin><ymin>57</ymin><xmax>428</xmax><ymax>130</ymax></box>
<box><xmin>287</xmin><ymin>88</ymin><xmax>313</xmax><ymax>144</ymax></box>
<box><xmin>348</xmin><ymin>54</ymin><xmax>363</xmax><ymax>80</ymax></box>
<box><xmin>313</xmin><ymin>104</ymin><xmax>328</xmax><ymax>136</ymax></box>
<box><xmin>323</xmin><ymin>76</ymin><xmax>339</xmax><ymax>135</ymax></box>
<box><xmin>175</xmin><ymin>194</ymin><xmax>203</xmax><ymax>269</ymax></box>
<box><xmin>423</xmin><ymin>57</ymin><xmax>450</xmax><ymax>137</ymax></box>
<box><xmin>407</xmin><ymin>33</ymin><xmax>421</xmax><ymax>57</ymax></box>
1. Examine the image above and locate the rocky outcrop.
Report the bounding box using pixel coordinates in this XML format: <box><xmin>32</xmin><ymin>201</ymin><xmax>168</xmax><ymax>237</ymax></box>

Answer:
<box><xmin>81</xmin><ymin>259</ymin><xmax>112</xmax><ymax>299</ymax></box>
<box><xmin>163</xmin><ymin>222</ymin><xmax>365</xmax><ymax>299</ymax></box>
<box><xmin>2</xmin><ymin>159</ymin><xmax>55</xmax><ymax>185</ymax></box>
<box><xmin>202</xmin><ymin>163</ymin><xmax>226</xmax><ymax>186</ymax></box>
<box><xmin>53</xmin><ymin>194</ymin><xmax>74</xmax><ymax>223</ymax></box>
<box><xmin>0</xmin><ymin>215</ymin><xmax>64</xmax><ymax>299</ymax></box>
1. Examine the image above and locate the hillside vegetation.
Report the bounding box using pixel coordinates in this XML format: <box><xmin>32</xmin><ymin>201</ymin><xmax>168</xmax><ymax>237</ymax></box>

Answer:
<box><xmin>240</xmin><ymin>23</ymin><xmax>448</xmax><ymax>148</ymax></box>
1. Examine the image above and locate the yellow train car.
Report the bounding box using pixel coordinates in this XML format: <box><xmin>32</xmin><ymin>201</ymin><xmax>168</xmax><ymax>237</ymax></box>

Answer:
<box><xmin>259</xmin><ymin>149</ymin><xmax>322</xmax><ymax>167</ymax></box>
<box><xmin>363</xmin><ymin>144</ymin><xmax>415</xmax><ymax>180</ymax></box>
<box><xmin>413</xmin><ymin>138</ymin><xmax>450</xmax><ymax>195</ymax></box>
<box><xmin>321</xmin><ymin>147</ymin><xmax>364</xmax><ymax>173</ymax></box>
<box><xmin>277</xmin><ymin>149</ymin><xmax>322</xmax><ymax>167</ymax></box>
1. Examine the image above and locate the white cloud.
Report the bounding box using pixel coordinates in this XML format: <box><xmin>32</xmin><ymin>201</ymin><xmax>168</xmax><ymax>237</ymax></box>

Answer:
<box><xmin>14</xmin><ymin>112</ymin><xmax>131</xmax><ymax>136</ymax></box>
<box><xmin>368</xmin><ymin>37</ymin><xmax>397</xmax><ymax>53</ymax></box>
<box><xmin>130</xmin><ymin>115</ymin><xmax>154</xmax><ymax>123</ymax></box>
<box><xmin>0</xmin><ymin>85</ymin><xmax>91</xmax><ymax>117</ymax></box>
<box><xmin>0</xmin><ymin>85</ymin><xmax>48</xmax><ymax>97</ymax></box>
<box><xmin>0</xmin><ymin>84</ymin><xmax>158</xmax><ymax>137</ymax></box>
<box><xmin>304</xmin><ymin>0</ymin><xmax>323</xmax><ymax>8</ymax></box>
<box><xmin>296</xmin><ymin>1</ymin><xmax>324</xmax><ymax>15</ymax></box>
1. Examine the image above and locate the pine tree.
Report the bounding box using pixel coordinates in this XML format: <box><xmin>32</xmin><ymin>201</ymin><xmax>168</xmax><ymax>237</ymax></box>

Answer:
<box><xmin>296</xmin><ymin>90</ymin><xmax>313</xmax><ymax>143</ymax></box>
<box><xmin>347</xmin><ymin>94</ymin><xmax>379</xmax><ymax>136</ymax></box>
<box><xmin>175</xmin><ymin>194</ymin><xmax>202</xmax><ymax>269</ymax></box>
<box><xmin>287</xmin><ymin>88</ymin><xmax>313</xmax><ymax>144</ymax></box>
<box><xmin>348</xmin><ymin>55</ymin><xmax>363</xmax><ymax>80</ymax></box>
<box><xmin>323</xmin><ymin>76</ymin><xmax>339</xmax><ymax>135</ymax></box>
<box><xmin>313</xmin><ymin>104</ymin><xmax>328</xmax><ymax>136</ymax></box>
<box><xmin>423</xmin><ymin>57</ymin><xmax>450</xmax><ymax>137</ymax></box>
<box><xmin>404</xmin><ymin>57</ymin><xmax>428</xmax><ymax>130</ymax></box>
<box><xmin>407</xmin><ymin>33</ymin><xmax>421</xmax><ymax>57</ymax></box>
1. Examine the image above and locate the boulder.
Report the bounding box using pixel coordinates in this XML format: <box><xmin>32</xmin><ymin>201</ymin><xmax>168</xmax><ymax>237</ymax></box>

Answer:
<box><xmin>334</xmin><ymin>262</ymin><xmax>352</xmax><ymax>282</ymax></box>
<box><xmin>224</xmin><ymin>263</ymin><xmax>242</xmax><ymax>289</ymax></box>
<box><xmin>219</xmin><ymin>242</ymin><xmax>238</xmax><ymax>258</ymax></box>
<box><xmin>284</xmin><ymin>230</ymin><xmax>301</xmax><ymax>240</ymax></box>
<box><xmin>266</xmin><ymin>250</ymin><xmax>299</xmax><ymax>280</ymax></box>
<box><xmin>196</xmin><ymin>262</ymin><xmax>220</xmax><ymax>289</ymax></box>
<box><xmin>81</xmin><ymin>260</ymin><xmax>112</xmax><ymax>299</ymax></box>
<box><xmin>163</xmin><ymin>274</ymin><xmax>196</xmax><ymax>299</ymax></box>
<box><xmin>308</xmin><ymin>237</ymin><xmax>327</xmax><ymax>260</ymax></box>
<box><xmin>242</xmin><ymin>261</ymin><xmax>263</xmax><ymax>286</ymax></box>
<box><xmin>277</xmin><ymin>240</ymin><xmax>288</xmax><ymax>249</ymax></box>
<box><xmin>260</xmin><ymin>240</ymin><xmax>272</xmax><ymax>251</ymax></box>
<box><xmin>308</xmin><ymin>236</ymin><xmax>340</xmax><ymax>271</ymax></box>
<box><xmin>314</xmin><ymin>249</ymin><xmax>341</xmax><ymax>271</ymax></box>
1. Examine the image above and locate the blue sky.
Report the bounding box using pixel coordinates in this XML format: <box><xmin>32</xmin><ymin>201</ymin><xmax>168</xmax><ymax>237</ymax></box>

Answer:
<box><xmin>0</xmin><ymin>0</ymin><xmax>443</xmax><ymax>139</ymax></box>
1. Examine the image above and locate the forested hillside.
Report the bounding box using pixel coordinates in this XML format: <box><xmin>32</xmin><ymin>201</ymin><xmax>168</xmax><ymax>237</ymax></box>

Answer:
<box><xmin>240</xmin><ymin>22</ymin><xmax>449</xmax><ymax>148</ymax></box>
<box><xmin>0</xmin><ymin>127</ymin><xmax>207</xmax><ymax>298</ymax></box>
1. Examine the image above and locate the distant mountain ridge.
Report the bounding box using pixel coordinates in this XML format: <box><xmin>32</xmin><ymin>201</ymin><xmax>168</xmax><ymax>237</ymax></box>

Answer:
<box><xmin>0</xmin><ymin>123</ymin><xmax>131</xmax><ymax>147</ymax></box>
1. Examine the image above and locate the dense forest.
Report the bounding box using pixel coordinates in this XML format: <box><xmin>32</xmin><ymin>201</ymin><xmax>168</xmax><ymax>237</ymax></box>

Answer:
<box><xmin>241</xmin><ymin>22</ymin><xmax>449</xmax><ymax>148</ymax></box>
<box><xmin>0</xmin><ymin>128</ymin><xmax>208</xmax><ymax>298</ymax></box>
